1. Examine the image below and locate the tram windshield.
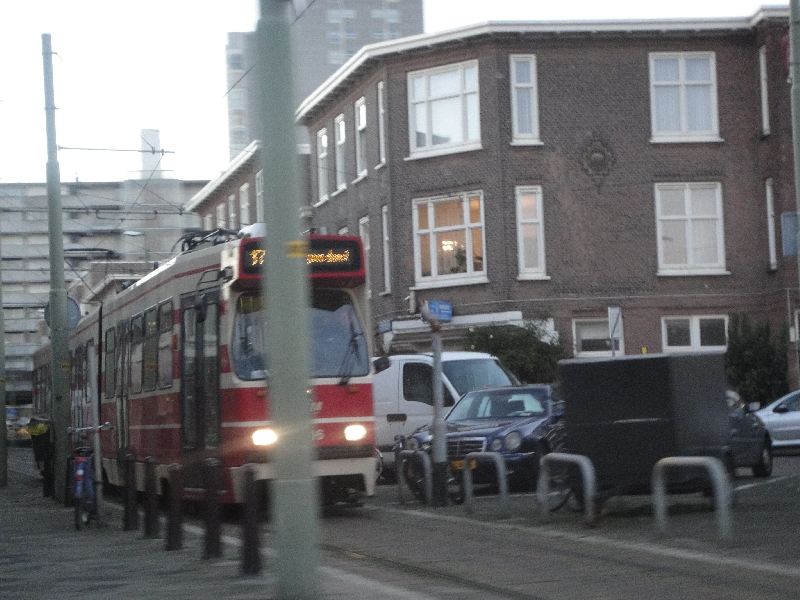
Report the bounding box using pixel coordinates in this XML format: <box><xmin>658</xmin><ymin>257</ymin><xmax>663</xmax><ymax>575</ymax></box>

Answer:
<box><xmin>232</xmin><ymin>289</ymin><xmax>370</xmax><ymax>381</ymax></box>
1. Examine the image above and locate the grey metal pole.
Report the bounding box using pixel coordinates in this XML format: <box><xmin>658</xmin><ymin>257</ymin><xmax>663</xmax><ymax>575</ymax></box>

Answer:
<box><xmin>86</xmin><ymin>349</ymin><xmax>105</xmax><ymax>525</ymax></box>
<box><xmin>42</xmin><ymin>34</ymin><xmax>71</xmax><ymax>504</ymax></box>
<box><xmin>792</xmin><ymin>1</ymin><xmax>800</xmax><ymax>300</ymax></box>
<box><xmin>256</xmin><ymin>1</ymin><xmax>319</xmax><ymax>598</ymax></box>
<box><xmin>422</xmin><ymin>303</ymin><xmax>447</xmax><ymax>505</ymax></box>
<box><xmin>792</xmin><ymin>3</ymin><xmax>800</xmax><ymax>305</ymax></box>
<box><xmin>0</xmin><ymin>235</ymin><xmax>7</xmax><ymax>487</ymax></box>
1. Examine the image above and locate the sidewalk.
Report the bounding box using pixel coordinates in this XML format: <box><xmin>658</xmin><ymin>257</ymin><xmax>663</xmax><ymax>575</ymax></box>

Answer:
<box><xmin>0</xmin><ymin>448</ymin><xmax>433</xmax><ymax>600</ymax></box>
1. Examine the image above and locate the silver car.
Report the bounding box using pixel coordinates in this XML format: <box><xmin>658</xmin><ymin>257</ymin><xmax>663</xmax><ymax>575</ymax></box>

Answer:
<box><xmin>756</xmin><ymin>390</ymin><xmax>800</xmax><ymax>450</ymax></box>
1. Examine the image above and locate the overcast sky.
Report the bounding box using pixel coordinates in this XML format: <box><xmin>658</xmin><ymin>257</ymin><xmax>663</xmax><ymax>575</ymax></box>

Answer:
<box><xmin>0</xmin><ymin>1</ymin><xmax>788</xmax><ymax>184</ymax></box>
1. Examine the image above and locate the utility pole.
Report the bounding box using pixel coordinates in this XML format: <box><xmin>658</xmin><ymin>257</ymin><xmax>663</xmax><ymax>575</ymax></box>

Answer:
<box><xmin>1</xmin><ymin>235</ymin><xmax>7</xmax><ymax>487</ymax></box>
<box><xmin>42</xmin><ymin>34</ymin><xmax>71</xmax><ymax>504</ymax></box>
<box><xmin>256</xmin><ymin>1</ymin><xmax>319</xmax><ymax>598</ymax></box>
<box><xmin>421</xmin><ymin>302</ymin><xmax>447</xmax><ymax>505</ymax></box>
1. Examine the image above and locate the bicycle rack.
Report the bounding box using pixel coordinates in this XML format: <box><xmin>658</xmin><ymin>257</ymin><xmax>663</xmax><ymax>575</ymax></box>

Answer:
<box><xmin>537</xmin><ymin>452</ymin><xmax>597</xmax><ymax>526</ymax></box>
<box><xmin>462</xmin><ymin>451</ymin><xmax>509</xmax><ymax>518</ymax></box>
<box><xmin>651</xmin><ymin>456</ymin><xmax>732</xmax><ymax>542</ymax></box>
<box><xmin>395</xmin><ymin>449</ymin><xmax>432</xmax><ymax>506</ymax></box>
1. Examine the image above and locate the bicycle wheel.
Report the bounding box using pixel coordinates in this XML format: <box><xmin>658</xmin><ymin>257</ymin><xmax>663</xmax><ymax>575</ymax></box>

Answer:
<box><xmin>73</xmin><ymin>462</ymin><xmax>92</xmax><ymax>530</ymax></box>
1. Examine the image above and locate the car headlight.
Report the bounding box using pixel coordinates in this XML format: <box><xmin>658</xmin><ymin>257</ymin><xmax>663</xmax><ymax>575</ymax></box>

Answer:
<box><xmin>503</xmin><ymin>431</ymin><xmax>522</xmax><ymax>453</ymax></box>
<box><xmin>252</xmin><ymin>428</ymin><xmax>277</xmax><ymax>446</ymax></box>
<box><xmin>344</xmin><ymin>424</ymin><xmax>367</xmax><ymax>441</ymax></box>
<box><xmin>488</xmin><ymin>438</ymin><xmax>502</xmax><ymax>452</ymax></box>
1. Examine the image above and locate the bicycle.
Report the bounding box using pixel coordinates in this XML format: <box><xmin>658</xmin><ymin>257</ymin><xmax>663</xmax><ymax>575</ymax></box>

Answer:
<box><xmin>67</xmin><ymin>422</ymin><xmax>113</xmax><ymax>530</ymax></box>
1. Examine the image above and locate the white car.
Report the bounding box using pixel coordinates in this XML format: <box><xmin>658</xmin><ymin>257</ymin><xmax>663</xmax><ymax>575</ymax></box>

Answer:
<box><xmin>756</xmin><ymin>390</ymin><xmax>800</xmax><ymax>449</ymax></box>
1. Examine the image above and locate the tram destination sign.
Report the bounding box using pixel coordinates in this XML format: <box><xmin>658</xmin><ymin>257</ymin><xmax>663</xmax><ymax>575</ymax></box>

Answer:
<box><xmin>240</xmin><ymin>236</ymin><xmax>364</xmax><ymax>277</ymax></box>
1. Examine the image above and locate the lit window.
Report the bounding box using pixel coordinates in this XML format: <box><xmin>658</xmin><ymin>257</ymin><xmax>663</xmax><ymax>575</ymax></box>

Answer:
<box><xmin>515</xmin><ymin>186</ymin><xmax>547</xmax><ymax>279</ymax></box>
<box><xmin>662</xmin><ymin>315</ymin><xmax>727</xmax><ymax>351</ymax></box>
<box><xmin>413</xmin><ymin>191</ymin><xmax>486</xmax><ymax>287</ymax></box>
<box><xmin>510</xmin><ymin>55</ymin><xmax>540</xmax><ymax>144</ymax></box>
<box><xmin>408</xmin><ymin>60</ymin><xmax>480</xmax><ymax>158</ymax></box>
<box><xmin>649</xmin><ymin>52</ymin><xmax>720</xmax><ymax>143</ymax></box>
<box><xmin>655</xmin><ymin>182</ymin><xmax>726</xmax><ymax>275</ymax></box>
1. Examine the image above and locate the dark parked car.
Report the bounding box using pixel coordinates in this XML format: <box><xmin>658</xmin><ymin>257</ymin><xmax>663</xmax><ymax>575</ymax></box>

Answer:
<box><xmin>727</xmin><ymin>391</ymin><xmax>772</xmax><ymax>477</ymax></box>
<box><xmin>406</xmin><ymin>384</ymin><xmax>566</xmax><ymax>491</ymax></box>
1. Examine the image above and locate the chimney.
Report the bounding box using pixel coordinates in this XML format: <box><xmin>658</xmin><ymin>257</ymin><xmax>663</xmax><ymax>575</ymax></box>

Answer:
<box><xmin>141</xmin><ymin>129</ymin><xmax>163</xmax><ymax>179</ymax></box>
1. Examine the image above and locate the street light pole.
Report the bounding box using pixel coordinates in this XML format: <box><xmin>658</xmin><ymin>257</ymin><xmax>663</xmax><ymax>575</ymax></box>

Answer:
<box><xmin>42</xmin><ymin>34</ymin><xmax>71</xmax><ymax>504</ymax></box>
<box><xmin>256</xmin><ymin>2</ymin><xmax>319</xmax><ymax>597</ymax></box>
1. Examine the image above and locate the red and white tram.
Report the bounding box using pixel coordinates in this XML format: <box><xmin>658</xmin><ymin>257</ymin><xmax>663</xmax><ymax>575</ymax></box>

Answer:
<box><xmin>32</xmin><ymin>232</ymin><xmax>377</xmax><ymax>504</ymax></box>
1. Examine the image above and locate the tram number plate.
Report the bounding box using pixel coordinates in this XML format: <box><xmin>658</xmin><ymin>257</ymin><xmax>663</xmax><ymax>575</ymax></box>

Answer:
<box><xmin>451</xmin><ymin>459</ymin><xmax>477</xmax><ymax>470</ymax></box>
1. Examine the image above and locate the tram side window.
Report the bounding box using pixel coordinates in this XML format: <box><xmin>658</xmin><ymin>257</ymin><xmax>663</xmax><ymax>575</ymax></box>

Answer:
<box><xmin>158</xmin><ymin>301</ymin><xmax>174</xmax><ymax>388</ymax></box>
<box><xmin>130</xmin><ymin>315</ymin><xmax>144</xmax><ymax>393</ymax></box>
<box><xmin>116</xmin><ymin>322</ymin><xmax>129</xmax><ymax>398</ymax></box>
<box><xmin>104</xmin><ymin>327</ymin><xmax>116</xmax><ymax>398</ymax></box>
<box><xmin>143</xmin><ymin>307</ymin><xmax>159</xmax><ymax>391</ymax></box>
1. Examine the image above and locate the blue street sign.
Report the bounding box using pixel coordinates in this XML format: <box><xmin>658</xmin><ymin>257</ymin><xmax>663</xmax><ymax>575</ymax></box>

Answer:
<box><xmin>426</xmin><ymin>301</ymin><xmax>453</xmax><ymax>323</ymax></box>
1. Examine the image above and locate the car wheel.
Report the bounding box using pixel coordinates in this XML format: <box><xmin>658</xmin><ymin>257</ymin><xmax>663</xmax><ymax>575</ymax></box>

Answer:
<box><xmin>752</xmin><ymin>441</ymin><xmax>773</xmax><ymax>478</ymax></box>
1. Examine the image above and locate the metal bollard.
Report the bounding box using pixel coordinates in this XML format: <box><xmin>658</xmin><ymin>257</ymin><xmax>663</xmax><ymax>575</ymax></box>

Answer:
<box><xmin>165</xmin><ymin>463</ymin><xmax>183</xmax><ymax>551</ymax></box>
<box><xmin>123</xmin><ymin>453</ymin><xmax>139</xmax><ymax>531</ymax></box>
<box><xmin>203</xmin><ymin>458</ymin><xmax>222</xmax><ymax>559</ymax></box>
<box><xmin>241</xmin><ymin>464</ymin><xmax>261</xmax><ymax>575</ymax></box>
<box><xmin>144</xmin><ymin>456</ymin><xmax>159</xmax><ymax>538</ymax></box>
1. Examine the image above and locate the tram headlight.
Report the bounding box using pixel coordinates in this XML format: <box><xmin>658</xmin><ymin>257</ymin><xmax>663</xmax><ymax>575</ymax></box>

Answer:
<box><xmin>252</xmin><ymin>428</ymin><xmax>277</xmax><ymax>446</ymax></box>
<box><xmin>344</xmin><ymin>424</ymin><xmax>367</xmax><ymax>442</ymax></box>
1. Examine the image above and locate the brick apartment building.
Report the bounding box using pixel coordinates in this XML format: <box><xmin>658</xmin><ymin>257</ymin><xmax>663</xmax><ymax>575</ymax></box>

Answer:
<box><xmin>190</xmin><ymin>7</ymin><xmax>800</xmax><ymax>381</ymax></box>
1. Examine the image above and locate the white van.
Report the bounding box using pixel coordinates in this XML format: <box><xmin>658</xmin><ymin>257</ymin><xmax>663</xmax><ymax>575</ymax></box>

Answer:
<box><xmin>372</xmin><ymin>352</ymin><xmax>519</xmax><ymax>465</ymax></box>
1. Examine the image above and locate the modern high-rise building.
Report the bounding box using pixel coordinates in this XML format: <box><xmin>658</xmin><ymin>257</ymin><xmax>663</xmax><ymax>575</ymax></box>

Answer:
<box><xmin>225</xmin><ymin>0</ymin><xmax>423</xmax><ymax>159</ymax></box>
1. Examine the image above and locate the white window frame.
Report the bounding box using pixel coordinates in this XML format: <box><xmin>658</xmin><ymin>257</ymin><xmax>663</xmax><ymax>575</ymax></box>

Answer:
<box><xmin>203</xmin><ymin>214</ymin><xmax>213</xmax><ymax>230</ymax></box>
<box><xmin>334</xmin><ymin>115</ymin><xmax>347</xmax><ymax>191</ymax></box>
<box><xmin>655</xmin><ymin>182</ymin><xmax>727</xmax><ymax>276</ymax></box>
<box><xmin>228</xmin><ymin>193</ymin><xmax>238</xmax><ymax>231</ymax></box>
<box><xmin>381</xmin><ymin>204</ymin><xmax>391</xmax><ymax>293</ymax></box>
<box><xmin>510</xmin><ymin>55</ymin><xmax>541</xmax><ymax>145</ymax></box>
<box><xmin>412</xmin><ymin>190</ymin><xmax>487</xmax><ymax>289</ymax></box>
<box><xmin>377</xmin><ymin>81</ymin><xmax>387</xmax><ymax>166</ymax></box>
<box><xmin>649</xmin><ymin>52</ymin><xmax>721</xmax><ymax>143</ymax></box>
<box><xmin>760</xmin><ymin>46</ymin><xmax>770</xmax><ymax>136</ymax></box>
<box><xmin>216</xmin><ymin>203</ymin><xmax>226</xmax><ymax>229</ymax></box>
<box><xmin>255</xmin><ymin>170</ymin><xmax>264</xmax><ymax>223</ymax></box>
<box><xmin>766</xmin><ymin>178</ymin><xmax>777</xmax><ymax>271</ymax></box>
<box><xmin>316</xmin><ymin>128</ymin><xmax>329</xmax><ymax>206</ymax></box>
<box><xmin>355</xmin><ymin>97</ymin><xmax>367</xmax><ymax>179</ymax></box>
<box><xmin>239</xmin><ymin>183</ymin><xmax>250</xmax><ymax>227</ymax></box>
<box><xmin>661</xmin><ymin>315</ymin><xmax>728</xmax><ymax>352</ymax></box>
<box><xmin>358</xmin><ymin>215</ymin><xmax>371</xmax><ymax>298</ymax></box>
<box><xmin>407</xmin><ymin>60</ymin><xmax>481</xmax><ymax>159</ymax></box>
<box><xmin>572</xmin><ymin>318</ymin><xmax>624</xmax><ymax>357</ymax></box>
<box><xmin>338</xmin><ymin>226</ymin><xmax>349</xmax><ymax>235</ymax></box>
<box><xmin>515</xmin><ymin>185</ymin><xmax>548</xmax><ymax>279</ymax></box>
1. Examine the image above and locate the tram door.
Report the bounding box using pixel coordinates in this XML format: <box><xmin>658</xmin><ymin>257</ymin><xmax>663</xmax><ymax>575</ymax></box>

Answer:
<box><xmin>180</xmin><ymin>290</ymin><xmax>222</xmax><ymax>489</ymax></box>
<box><xmin>116</xmin><ymin>322</ymin><xmax>130</xmax><ymax>451</ymax></box>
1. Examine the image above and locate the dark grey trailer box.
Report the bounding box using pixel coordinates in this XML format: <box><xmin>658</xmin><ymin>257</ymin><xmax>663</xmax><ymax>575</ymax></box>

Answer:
<box><xmin>558</xmin><ymin>352</ymin><xmax>729</xmax><ymax>494</ymax></box>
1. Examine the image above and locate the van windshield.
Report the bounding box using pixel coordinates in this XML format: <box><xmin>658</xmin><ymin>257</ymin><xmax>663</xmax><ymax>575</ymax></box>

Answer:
<box><xmin>442</xmin><ymin>359</ymin><xmax>519</xmax><ymax>396</ymax></box>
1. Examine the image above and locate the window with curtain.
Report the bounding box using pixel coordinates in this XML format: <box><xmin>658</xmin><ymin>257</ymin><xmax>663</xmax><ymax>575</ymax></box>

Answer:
<box><xmin>649</xmin><ymin>52</ymin><xmax>719</xmax><ymax>143</ymax></box>
<box><xmin>510</xmin><ymin>55</ymin><xmax>540</xmax><ymax>144</ymax></box>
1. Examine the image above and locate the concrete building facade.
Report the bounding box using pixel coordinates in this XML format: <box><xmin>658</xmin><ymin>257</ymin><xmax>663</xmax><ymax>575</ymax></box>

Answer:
<box><xmin>225</xmin><ymin>0</ymin><xmax>423</xmax><ymax>159</ymax></box>
<box><xmin>1</xmin><ymin>177</ymin><xmax>205</xmax><ymax>405</ymax></box>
